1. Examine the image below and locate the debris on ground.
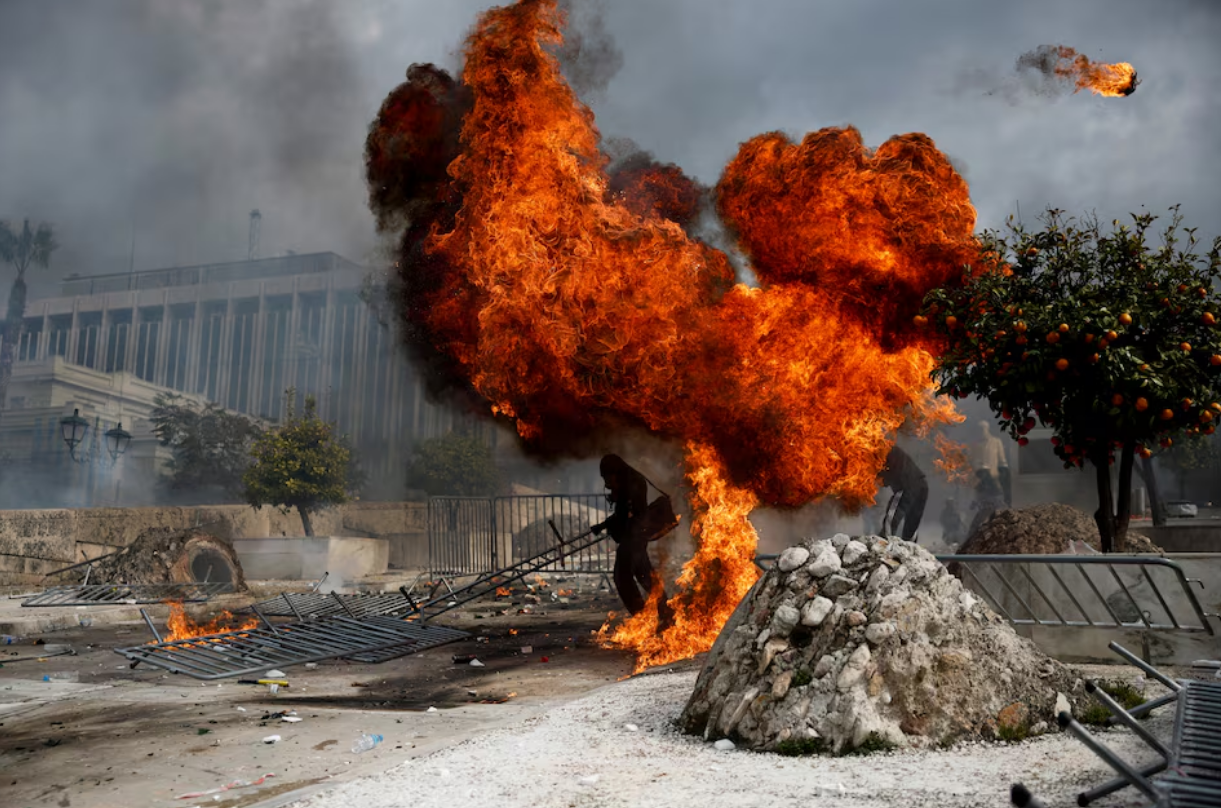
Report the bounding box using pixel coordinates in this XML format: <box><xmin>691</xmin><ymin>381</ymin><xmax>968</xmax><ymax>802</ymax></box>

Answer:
<box><xmin>680</xmin><ymin>534</ymin><xmax>1082</xmax><ymax>753</ymax></box>
<box><xmin>957</xmin><ymin>503</ymin><xmax>1162</xmax><ymax>555</ymax></box>
<box><xmin>65</xmin><ymin>526</ymin><xmax>248</xmax><ymax>589</ymax></box>
<box><xmin>176</xmin><ymin>772</ymin><xmax>275</xmax><ymax>800</ymax></box>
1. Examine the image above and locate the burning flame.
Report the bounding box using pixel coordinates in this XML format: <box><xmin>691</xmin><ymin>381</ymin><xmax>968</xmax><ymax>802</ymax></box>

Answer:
<box><xmin>495</xmin><ymin>586</ymin><xmax>512</xmax><ymax>597</ymax></box>
<box><xmin>1017</xmin><ymin>45</ymin><xmax>1138</xmax><ymax>97</ymax></box>
<box><xmin>367</xmin><ymin>0</ymin><xmax>977</xmax><ymax>670</ymax></box>
<box><xmin>157</xmin><ymin>601</ymin><xmax>260</xmax><ymax>643</ymax></box>
<box><xmin>933</xmin><ymin>434</ymin><xmax>972</xmax><ymax>485</ymax></box>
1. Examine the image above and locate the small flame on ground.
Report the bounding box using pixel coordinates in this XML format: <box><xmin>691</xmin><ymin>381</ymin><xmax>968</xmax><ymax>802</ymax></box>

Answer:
<box><xmin>156</xmin><ymin>601</ymin><xmax>260</xmax><ymax>644</ymax></box>
<box><xmin>1018</xmin><ymin>45</ymin><xmax>1138</xmax><ymax>97</ymax></box>
<box><xmin>495</xmin><ymin>587</ymin><xmax>512</xmax><ymax>597</ymax></box>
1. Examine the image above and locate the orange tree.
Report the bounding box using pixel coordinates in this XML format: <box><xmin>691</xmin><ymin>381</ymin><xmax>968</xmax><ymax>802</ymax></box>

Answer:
<box><xmin>918</xmin><ymin>207</ymin><xmax>1221</xmax><ymax>551</ymax></box>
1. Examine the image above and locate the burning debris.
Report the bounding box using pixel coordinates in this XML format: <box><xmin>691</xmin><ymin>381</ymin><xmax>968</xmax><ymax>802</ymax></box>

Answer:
<box><xmin>159</xmin><ymin>601</ymin><xmax>259</xmax><ymax>643</ymax></box>
<box><xmin>1016</xmin><ymin>45</ymin><xmax>1139</xmax><ymax>97</ymax></box>
<box><xmin>679</xmin><ymin>535</ymin><xmax>1081</xmax><ymax>753</ymax></box>
<box><xmin>367</xmin><ymin>0</ymin><xmax>977</xmax><ymax>669</ymax></box>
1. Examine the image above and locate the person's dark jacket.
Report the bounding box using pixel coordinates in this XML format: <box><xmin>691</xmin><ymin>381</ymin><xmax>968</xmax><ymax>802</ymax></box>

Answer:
<box><xmin>598</xmin><ymin>458</ymin><xmax>649</xmax><ymax>543</ymax></box>
<box><xmin>880</xmin><ymin>446</ymin><xmax>926</xmax><ymax>492</ymax></box>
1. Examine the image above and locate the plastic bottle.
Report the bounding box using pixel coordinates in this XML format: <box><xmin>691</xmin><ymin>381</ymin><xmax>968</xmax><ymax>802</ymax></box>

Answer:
<box><xmin>351</xmin><ymin>732</ymin><xmax>383</xmax><ymax>754</ymax></box>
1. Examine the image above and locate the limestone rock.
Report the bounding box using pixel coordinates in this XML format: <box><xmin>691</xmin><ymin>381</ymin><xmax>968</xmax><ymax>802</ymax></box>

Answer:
<box><xmin>807</xmin><ymin>547</ymin><xmax>842</xmax><ymax>578</ymax></box>
<box><xmin>800</xmin><ymin>596</ymin><xmax>834</xmax><ymax>627</ymax></box>
<box><xmin>777</xmin><ymin>546</ymin><xmax>810</xmax><ymax>572</ymax></box>
<box><xmin>681</xmin><ymin>534</ymin><xmax>1082</xmax><ymax>754</ymax></box>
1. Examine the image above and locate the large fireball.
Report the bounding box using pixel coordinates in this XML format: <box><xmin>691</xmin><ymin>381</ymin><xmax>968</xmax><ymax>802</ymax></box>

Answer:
<box><xmin>366</xmin><ymin>0</ymin><xmax>975</xmax><ymax>670</ymax></box>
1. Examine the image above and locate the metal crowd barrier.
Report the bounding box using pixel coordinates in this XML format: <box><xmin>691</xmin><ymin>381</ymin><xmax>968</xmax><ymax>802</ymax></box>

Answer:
<box><xmin>428</xmin><ymin>493</ymin><xmax>613</xmax><ymax>577</ymax></box>
<box><xmin>23</xmin><ymin>582</ymin><xmax>233</xmax><ymax>607</ymax></box>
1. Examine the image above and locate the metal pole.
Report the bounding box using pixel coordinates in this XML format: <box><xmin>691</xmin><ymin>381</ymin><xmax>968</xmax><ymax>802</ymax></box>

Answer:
<box><xmin>140</xmin><ymin>608</ymin><xmax>163</xmax><ymax>643</ymax></box>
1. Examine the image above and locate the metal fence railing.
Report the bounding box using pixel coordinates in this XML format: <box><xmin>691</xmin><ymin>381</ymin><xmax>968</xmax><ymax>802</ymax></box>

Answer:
<box><xmin>428</xmin><ymin>494</ymin><xmax>613</xmax><ymax>577</ymax></box>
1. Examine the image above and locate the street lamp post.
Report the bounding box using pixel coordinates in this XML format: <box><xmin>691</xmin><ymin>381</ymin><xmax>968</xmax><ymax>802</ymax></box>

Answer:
<box><xmin>59</xmin><ymin>408</ymin><xmax>132</xmax><ymax>465</ymax></box>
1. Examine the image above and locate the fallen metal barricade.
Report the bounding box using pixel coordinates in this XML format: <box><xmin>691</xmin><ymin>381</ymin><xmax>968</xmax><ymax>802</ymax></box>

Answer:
<box><xmin>428</xmin><ymin>493</ymin><xmax>612</xmax><ymax>578</ymax></box>
<box><xmin>939</xmin><ymin>555</ymin><xmax>1217</xmax><ymax>635</ymax></box>
<box><xmin>250</xmin><ymin>590</ymin><xmax>416</xmax><ymax>620</ymax></box>
<box><xmin>1013</xmin><ymin>642</ymin><xmax>1221</xmax><ymax>808</ymax></box>
<box><xmin>22</xmin><ymin>582</ymin><xmax>233</xmax><ymax>607</ymax></box>
<box><xmin>114</xmin><ymin>615</ymin><xmax>470</xmax><ymax>680</ymax></box>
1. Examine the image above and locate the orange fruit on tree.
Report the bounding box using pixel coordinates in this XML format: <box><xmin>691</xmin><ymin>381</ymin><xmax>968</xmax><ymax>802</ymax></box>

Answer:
<box><xmin>1178</xmin><ymin>284</ymin><xmax>1189</xmax><ymax>294</ymax></box>
<box><xmin>1014</xmin><ymin>321</ymin><xmax>1027</xmax><ymax>333</ymax></box>
<box><xmin>913</xmin><ymin>315</ymin><xmax>927</xmax><ymax>327</ymax></box>
<box><xmin>1084</xmin><ymin>333</ymin><xmax>1095</xmax><ymax>344</ymax></box>
<box><xmin>1211</xmin><ymin>355</ymin><xmax>1221</xmax><ymax>366</ymax></box>
<box><xmin>1199</xmin><ymin>287</ymin><xmax>1209</xmax><ymax>298</ymax></box>
<box><xmin>945</xmin><ymin>315</ymin><xmax>958</xmax><ymax>329</ymax></box>
<box><xmin>1106</xmin><ymin>330</ymin><xmax>1119</xmax><ymax>341</ymax></box>
<box><xmin>1139</xmin><ymin>363</ymin><xmax>1151</xmax><ymax>372</ymax></box>
<box><xmin>1139</xmin><ymin>446</ymin><xmax>1152</xmax><ymax>459</ymax></box>
<box><xmin>1160</xmin><ymin>408</ymin><xmax>1175</xmax><ymax>420</ymax></box>
<box><xmin>1088</xmin><ymin>353</ymin><xmax>1100</xmax><ymax>363</ymax></box>
<box><xmin>1111</xmin><ymin>393</ymin><xmax>1124</xmax><ymax>406</ymax></box>
<box><xmin>1207</xmin><ymin>426</ymin><xmax>1217</xmax><ymax>435</ymax></box>
<box><xmin>1016</xmin><ymin>335</ymin><xmax>1028</xmax><ymax>345</ymax></box>
<box><xmin>1135</xmin><ymin>397</ymin><xmax>1149</xmax><ymax>411</ymax></box>
<box><xmin>1202</xmin><ymin>411</ymin><xmax>1214</xmax><ymax>423</ymax></box>
<box><xmin>1211</xmin><ymin>402</ymin><xmax>1221</xmax><ymax>412</ymax></box>
<box><xmin>1001</xmin><ymin>267</ymin><xmax>1013</xmax><ymax>277</ymax></box>
<box><xmin>1046</xmin><ymin>332</ymin><xmax>1060</xmax><ymax>344</ymax></box>
<box><xmin>1204</xmin><ymin>312</ymin><xmax>1217</xmax><ymax>326</ymax></box>
<box><xmin>1058</xmin><ymin>323</ymin><xmax>1069</xmax><ymax>333</ymax></box>
<box><xmin>1119</xmin><ymin>313</ymin><xmax>1132</xmax><ymax>325</ymax></box>
<box><xmin>1181</xmin><ymin>342</ymin><xmax>1192</xmax><ymax>352</ymax></box>
<box><xmin>1055</xmin><ymin>358</ymin><xmax>1069</xmax><ymax>371</ymax></box>
<box><xmin>1182</xmin><ymin>397</ymin><xmax>1194</xmax><ymax>410</ymax></box>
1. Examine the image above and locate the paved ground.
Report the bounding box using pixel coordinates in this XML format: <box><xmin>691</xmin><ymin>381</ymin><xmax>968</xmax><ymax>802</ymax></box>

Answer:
<box><xmin>0</xmin><ymin>578</ymin><xmax>634</xmax><ymax>808</ymax></box>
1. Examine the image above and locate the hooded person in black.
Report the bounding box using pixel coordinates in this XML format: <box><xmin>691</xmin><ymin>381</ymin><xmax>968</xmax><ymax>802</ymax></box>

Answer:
<box><xmin>590</xmin><ymin>454</ymin><xmax>666</xmax><ymax>617</ymax></box>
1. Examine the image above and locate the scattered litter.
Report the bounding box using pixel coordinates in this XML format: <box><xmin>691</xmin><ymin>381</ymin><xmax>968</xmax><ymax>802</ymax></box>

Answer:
<box><xmin>352</xmin><ymin>732</ymin><xmax>383</xmax><ymax>753</ymax></box>
<box><xmin>268</xmin><ymin>683</ymin><xmax>280</xmax><ymax>695</ymax></box>
<box><xmin>426</xmin><ymin>706</ymin><xmax>438</xmax><ymax>713</ymax></box>
<box><xmin>469</xmin><ymin>659</ymin><xmax>485</xmax><ymax>667</ymax></box>
<box><xmin>578</xmin><ymin>774</ymin><xmax>600</xmax><ymax>786</ymax></box>
<box><xmin>176</xmin><ymin>773</ymin><xmax>275</xmax><ymax>800</ymax></box>
<box><xmin>304</xmin><ymin>662</ymin><xmax>318</xmax><ymax>670</ymax></box>
<box><xmin>265</xmin><ymin>669</ymin><xmax>286</xmax><ymax>678</ymax></box>
<box><xmin>713</xmin><ymin>739</ymin><xmax>736</xmax><ymax>751</ymax></box>
<box><xmin>540</xmin><ymin>656</ymin><xmax>549</xmax><ymax>663</ymax></box>
<box><xmin>282</xmin><ymin>716</ymin><xmax>302</xmax><ymax>723</ymax></box>
<box><xmin>624</xmin><ymin>723</ymin><xmax>639</xmax><ymax>732</ymax></box>
<box><xmin>452</xmin><ymin>654</ymin><xmax>478</xmax><ymax>664</ymax></box>
<box><xmin>262</xmin><ymin>735</ymin><xmax>281</xmax><ymax>744</ymax></box>
<box><xmin>236</xmin><ymin>707</ymin><xmax>247</xmax><ymax>712</ymax></box>
<box><xmin>520</xmin><ymin>645</ymin><xmax>533</xmax><ymax>654</ymax></box>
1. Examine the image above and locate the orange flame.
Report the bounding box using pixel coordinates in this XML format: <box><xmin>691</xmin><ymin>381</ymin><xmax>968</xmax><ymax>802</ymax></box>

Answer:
<box><xmin>1018</xmin><ymin>45</ymin><xmax>1138</xmax><ymax>97</ymax></box>
<box><xmin>933</xmin><ymin>434</ymin><xmax>973</xmax><ymax>484</ymax></box>
<box><xmin>157</xmin><ymin>601</ymin><xmax>260</xmax><ymax>644</ymax></box>
<box><xmin>495</xmin><ymin>587</ymin><xmax>512</xmax><ymax>597</ymax></box>
<box><xmin>367</xmin><ymin>0</ymin><xmax>975</xmax><ymax>669</ymax></box>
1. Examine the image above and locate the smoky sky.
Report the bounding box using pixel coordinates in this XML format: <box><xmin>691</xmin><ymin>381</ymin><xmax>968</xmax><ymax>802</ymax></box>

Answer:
<box><xmin>1</xmin><ymin>0</ymin><xmax>1219</xmax><ymax>301</ymax></box>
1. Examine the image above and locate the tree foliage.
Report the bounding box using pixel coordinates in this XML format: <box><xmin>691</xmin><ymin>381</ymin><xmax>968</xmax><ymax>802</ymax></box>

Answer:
<box><xmin>150</xmin><ymin>393</ymin><xmax>264</xmax><ymax>502</ymax></box>
<box><xmin>0</xmin><ymin>219</ymin><xmax>58</xmax><ymax>409</ymax></box>
<box><xmin>406</xmin><ymin>430</ymin><xmax>502</xmax><ymax>497</ymax></box>
<box><xmin>920</xmin><ymin>207</ymin><xmax>1221</xmax><ymax>551</ymax></box>
<box><xmin>242</xmin><ymin>391</ymin><xmax>354</xmax><ymax>536</ymax></box>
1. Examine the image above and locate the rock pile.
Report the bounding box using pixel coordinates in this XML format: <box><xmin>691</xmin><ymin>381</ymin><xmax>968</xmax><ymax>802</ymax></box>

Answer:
<box><xmin>680</xmin><ymin>534</ymin><xmax>1080</xmax><ymax>753</ymax></box>
<box><xmin>958</xmin><ymin>503</ymin><xmax>1161</xmax><ymax>555</ymax></box>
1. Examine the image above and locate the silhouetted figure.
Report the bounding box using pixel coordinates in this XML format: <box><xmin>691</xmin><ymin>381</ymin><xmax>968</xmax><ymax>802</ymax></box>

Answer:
<box><xmin>939</xmin><ymin>497</ymin><xmax>966</xmax><ymax>549</ymax></box>
<box><xmin>591</xmin><ymin>454</ymin><xmax>670</xmax><ymax>620</ymax></box>
<box><xmin>880</xmin><ymin>445</ymin><xmax>929</xmax><ymax>542</ymax></box>
<box><xmin>971</xmin><ymin>420</ymin><xmax>1011</xmax><ymax>506</ymax></box>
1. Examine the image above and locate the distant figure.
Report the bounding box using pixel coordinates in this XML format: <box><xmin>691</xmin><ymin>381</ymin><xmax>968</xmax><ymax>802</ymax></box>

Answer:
<box><xmin>971</xmin><ymin>420</ymin><xmax>1011</xmax><ymax>506</ymax></box>
<box><xmin>939</xmin><ymin>497</ymin><xmax>966</xmax><ymax>549</ymax></box>
<box><xmin>879</xmin><ymin>445</ymin><xmax>929</xmax><ymax>542</ymax></box>
<box><xmin>968</xmin><ymin>468</ymin><xmax>1007</xmax><ymax>537</ymax></box>
<box><xmin>590</xmin><ymin>454</ymin><xmax>670</xmax><ymax>620</ymax></box>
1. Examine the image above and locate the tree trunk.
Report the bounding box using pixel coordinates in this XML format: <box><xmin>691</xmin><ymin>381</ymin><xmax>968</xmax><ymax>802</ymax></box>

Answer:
<box><xmin>1092</xmin><ymin>452</ymin><xmax>1115</xmax><ymax>553</ymax></box>
<box><xmin>0</xmin><ymin>277</ymin><xmax>28</xmax><ymax>410</ymax></box>
<box><xmin>299</xmin><ymin>506</ymin><xmax>315</xmax><ymax>537</ymax></box>
<box><xmin>1115</xmin><ymin>443</ymin><xmax>1135</xmax><ymax>553</ymax></box>
<box><xmin>1135</xmin><ymin>455</ymin><xmax>1167</xmax><ymax>527</ymax></box>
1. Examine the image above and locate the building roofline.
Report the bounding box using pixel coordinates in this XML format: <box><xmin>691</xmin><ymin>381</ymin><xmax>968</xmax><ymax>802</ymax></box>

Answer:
<box><xmin>58</xmin><ymin>251</ymin><xmax>363</xmax><ymax>284</ymax></box>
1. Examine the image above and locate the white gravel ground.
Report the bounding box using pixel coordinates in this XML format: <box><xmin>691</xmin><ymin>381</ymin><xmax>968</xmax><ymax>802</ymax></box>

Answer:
<box><xmin>290</xmin><ymin>670</ymin><xmax>1167</xmax><ymax>808</ymax></box>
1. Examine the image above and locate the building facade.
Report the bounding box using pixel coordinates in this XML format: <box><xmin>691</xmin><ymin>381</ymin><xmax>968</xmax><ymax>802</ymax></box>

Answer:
<box><xmin>2</xmin><ymin>252</ymin><xmax>491</xmax><ymax>505</ymax></box>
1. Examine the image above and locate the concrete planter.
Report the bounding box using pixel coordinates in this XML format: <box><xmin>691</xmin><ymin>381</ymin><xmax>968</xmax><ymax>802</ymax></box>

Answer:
<box><xmin>232</xmin><ymin>536</ymin><xmax>389</xmax><ymax>582</ymax></box>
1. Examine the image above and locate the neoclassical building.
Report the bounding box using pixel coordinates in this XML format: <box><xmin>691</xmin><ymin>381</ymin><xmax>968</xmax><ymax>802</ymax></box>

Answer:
<box><xmin>0</xmin><ymin>252</ymin><xmax>489</xmax><ymax>506</ymax></box>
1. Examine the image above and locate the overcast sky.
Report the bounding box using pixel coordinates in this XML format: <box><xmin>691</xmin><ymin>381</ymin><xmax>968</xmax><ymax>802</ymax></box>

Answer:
<box><xmin>1</xmin><ymin>0</ymin><xmax>1218</xmax><ymax>297</ymax></box>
